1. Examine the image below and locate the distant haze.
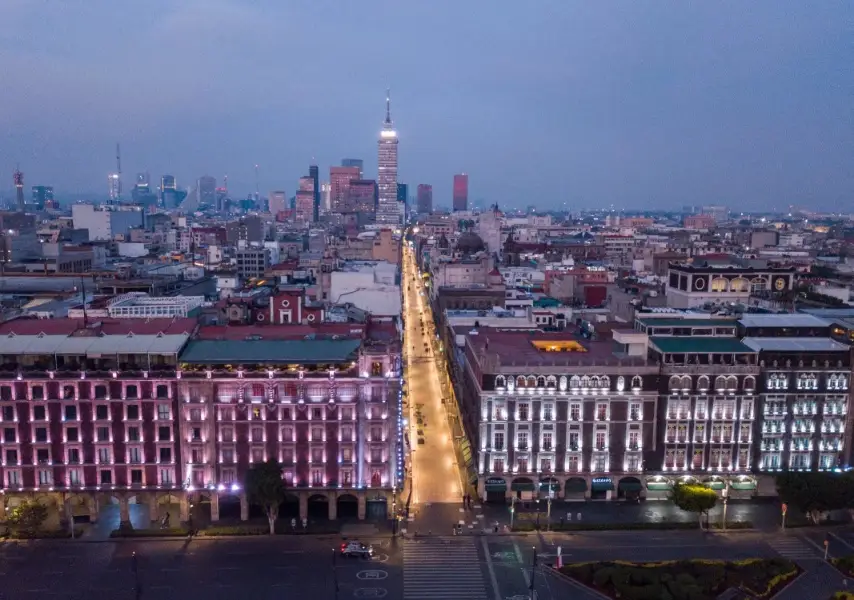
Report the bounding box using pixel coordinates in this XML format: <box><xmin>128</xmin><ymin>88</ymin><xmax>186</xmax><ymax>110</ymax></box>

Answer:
<box><xmin>0</xmin><ymin>1</ymin><xmax>851</xmax><ymax>211</ymax></box>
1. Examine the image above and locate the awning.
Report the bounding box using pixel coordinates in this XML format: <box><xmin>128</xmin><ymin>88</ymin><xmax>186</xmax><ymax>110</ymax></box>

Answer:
<box><xmin>484</xmin><ymin>477</ymin><xmax>507</xmax><ymax>492</ymax></box>
<box><xmin>539</xmin><ymin>478</ymin><xmax>560</xmax><ymax>493</ymax></box>
<box><xmin>565</xmin><ymin>478</ymin><xmax>587</xmax><ymax>493</ymax></box>
<box><xmin>705</xmin><ymin>480</ymin><xmax>726</xmax><ymax>490</ymax></box>
<box><xmin>511</xmin><ymin>479</ymin><xmax>536</xmax><ymax>492</ymax></box>
<box><xmin>591</xmin><ymin>478</ymin><xmax>614</xmax><ymax>492</ymax></box>
<box><xmin>618</xmin><ymin>480</ymin><xmax>643</xmax><ymax>492</ymax></box>
<box><xmin>646</xmin><ymin>481</ymin><xmax>672</xmax><ymax>491</ymax></box>
<box><xmin>730</xmin><ymin>480</ymin><xmax>756</xmax><ymax>491</ymax></box>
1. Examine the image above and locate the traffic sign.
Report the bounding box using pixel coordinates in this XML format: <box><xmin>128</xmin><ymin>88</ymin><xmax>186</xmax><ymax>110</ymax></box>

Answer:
<box><xmin>781</xmin><ymin>503</ymin><xmax>787</xmax><ymax>515</ymax></box>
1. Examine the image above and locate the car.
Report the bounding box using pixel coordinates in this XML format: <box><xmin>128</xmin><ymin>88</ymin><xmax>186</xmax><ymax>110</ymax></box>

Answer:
<box><xmin>340</xmin><ymin>541</ymin><xmax>374</xmax><ymax>558</ymax></box>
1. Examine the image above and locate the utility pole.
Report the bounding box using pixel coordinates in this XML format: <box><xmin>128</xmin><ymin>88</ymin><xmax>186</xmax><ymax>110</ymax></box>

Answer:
<box><xmin>529</xmin><ymin>546</ymin><xmax>538</xmax><ymax>600</ymax></box>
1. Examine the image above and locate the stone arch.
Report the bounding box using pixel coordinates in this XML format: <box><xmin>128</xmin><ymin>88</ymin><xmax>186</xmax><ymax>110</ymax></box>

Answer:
<box><xmin>153</xmin><ymin>493</ymin><xmax>182</xmax><ymax>526</ymax></box>
<box><xmin>681</xmin><ymin>376</ymin><xmax>691</xmax><ymax>390</ymax></box>
<box><xmin>697</xmin><ymin>375</ymin><xmax>710</xmax><ymax>391</ymax></box>
<box><xmin>307</xmin><ymin>493</ymin><xmax>330</xmax><ymax>519</ymax></box>
<box><xmin>599</xmin><ymin>376</ymin><xmax>610</xmax><ymax>389</ymax></box>
<box><xmin>714</xmin><ymin>376</ymin><xmax>726</xmax><ymax>391</ymax></box>
<box><xmin>669</xmin><ymin>376</ymin><xmax>681</xmax><ymax>391</ymax></box>
<box><xmin>546</xmin><ymin>375</ymin><xmax>557</xmax><ymax>389</ymax></box>
<box><xmin>617</xmin><ymin>476</ymin><xmax>643</xmax><ymax>499</ymax></box>
<box><xmin>277</xmin><ymin>492</ymin><xmax>300</xmax><ymax>520</ymax></box>
<box><xmin>336</xmin><ymin>493</ymin><xmax>359</xmax><ymax>519</ymax></box>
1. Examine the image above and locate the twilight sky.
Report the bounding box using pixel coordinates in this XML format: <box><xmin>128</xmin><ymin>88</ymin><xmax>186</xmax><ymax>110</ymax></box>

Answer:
<box><xmin>1</xmin><ymin>0</ymin><xmax>851</xmax><ymax>211</ymax></box>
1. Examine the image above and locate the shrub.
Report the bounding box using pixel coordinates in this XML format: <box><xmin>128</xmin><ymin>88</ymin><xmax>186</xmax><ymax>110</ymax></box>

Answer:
<box><xmin>198</xmin><ymin>525</ymin><xmax>268</xmax><ymax>536</ymax></box>
<box><xmin>110</xmin><ymin>528</ymin><xmax>190</xmax><ymax>538</ymax></box>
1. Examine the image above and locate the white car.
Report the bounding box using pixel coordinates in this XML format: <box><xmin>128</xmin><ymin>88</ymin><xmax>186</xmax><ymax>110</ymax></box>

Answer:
<box><xmin>340</xmin><ymin>541</ymin><xmax>374</xmax><ymax>558</ymax></box>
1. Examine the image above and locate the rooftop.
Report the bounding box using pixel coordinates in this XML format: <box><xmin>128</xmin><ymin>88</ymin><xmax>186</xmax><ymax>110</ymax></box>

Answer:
<box><xmin>649</xmin><ymin>337</ymin><xmax>754</xmax><ymax>354</ymax></box>
<box><xmin>179</xmin><ymin>338</ymin><xmax>363</xmax><ymax>364</ymax></box>
<box><xmin>637</xmin><ymin>317</ymin><xmax>737</xmax><ymax>328</ymax></box>
<box><xmin>741</xmin><ymin>337</ymin><xmax>849</xmax><ymax>353</ymax></box>
<box><xmin>195</xmin><ymin>324</ymin><xmax>365</xmax><ymax>341</ymax></box>
<box><xmin>738</xmin><ymin>314</ymin><xmax>830</xmax><ymax>328</ymax></box>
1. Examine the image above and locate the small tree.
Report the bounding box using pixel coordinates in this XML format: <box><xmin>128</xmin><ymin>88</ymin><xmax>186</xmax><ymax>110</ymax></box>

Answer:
<box><xmin>245</xmin><ymin>459</ymin><xmax>287</xmax><ymax>535</ymax></box>
<box><xmin>7</xmin><ymin>501</ymin><xmax>48</xmax><ymax>536</ymax></box>
<box><xmin>671</xmin><ymin>483</ymin><xmax>717</xmax><ymax>528</ymax></box>
<box><xmin>776</xmin><ymin>472</ymin><xmax>854</xmax><ymax>523</ymax></box>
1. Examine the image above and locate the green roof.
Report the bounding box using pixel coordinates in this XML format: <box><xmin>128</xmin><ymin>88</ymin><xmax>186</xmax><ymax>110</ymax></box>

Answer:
<box><xmin>650</xmin><ymin>337</ymin><xmax>754</xmax><ymax>354</ymax></box>
<box><xmin>638</xmin><ymin>318</ymin><xmax>737</xmax><ymax>328</ymax></box>
<box><xmin>180</xmin><ymin>339</ymin><xmax>362</xmax><ymax>364</ymax></box>
<box><xmin>534</xmin><ymin>297</ymin><xmax>562</xmax><ymax>308</ymax></box>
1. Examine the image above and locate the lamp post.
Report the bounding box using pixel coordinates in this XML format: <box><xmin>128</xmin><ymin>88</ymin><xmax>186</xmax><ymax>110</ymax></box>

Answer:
<box><xmin>546</xmin><ymin>491</ymin><xmax>553</xmax><ymax>532</ymax></box>
<box><xmin>529</xmin><ymin>546</ymin><xmax>538</xmax><ymax>600</ymax></box>
<box><xmin>510</xmin><ymin>495</ymin><xmax>517</xmax><ymax>531</ymax></box>
<box><xmin>721</xmin><ymin>486</ymin><xmax>729</xmax><ymax>531</ymax></box>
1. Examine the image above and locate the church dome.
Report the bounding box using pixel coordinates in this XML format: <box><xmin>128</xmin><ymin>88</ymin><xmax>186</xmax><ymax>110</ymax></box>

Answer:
<box><xmin>456</xmin><ymin>231</ymin><xmax>486</xmax><ymax>254</ymax></box>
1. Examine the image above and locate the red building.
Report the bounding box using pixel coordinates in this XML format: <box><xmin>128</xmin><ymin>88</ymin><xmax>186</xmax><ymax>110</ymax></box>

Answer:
<box><xmin>330</xmin><ymin>166</ymin><xmax>361</xmax><ymax>213</ymax></box>
<box><xmin>452</xmin><ymin>173</ymin><xmax>468</xmax><ymax>212</ymax></box>
<box><xmin>0</xmin><ymin>317</ymin><xmax>401</xmax><ymax>529</ymax></box>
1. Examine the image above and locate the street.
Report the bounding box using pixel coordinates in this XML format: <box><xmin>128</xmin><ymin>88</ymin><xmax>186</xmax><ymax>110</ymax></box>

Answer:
<box><xmin>402</xmin><ymin>243</ymin><xmax>463</xmax><ymax>506</ymax></box>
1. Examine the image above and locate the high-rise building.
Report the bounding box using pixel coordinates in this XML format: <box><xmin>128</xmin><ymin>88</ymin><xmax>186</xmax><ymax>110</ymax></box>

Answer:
<box><xmin>376</xmin><ymin>91</ymin><xmax>400</xmax><ymax>225</ymax></box>
<box><xmin>417</xmin><ymin>184</ymin><xmax>433</xmax><ymax>214</ymax></box>
<box><xmin>136</xmin><ymin>172</ymin><xmax>150</xmax><ymax>186</ymax></box>
<box><xmin>31</xmin><ymin>186</ymin><xmax>54</xmax><ymax>211</ymax></box>
<box><xmin>268</xmin><ymin>190</ymin><xmax>287</xmax><ymax>215</ymax></box>
<box><xmin>309</xmin><ymin>165</ymin><xmax>320</xmax><ymax>222</ymax></box>
<box><xmin>330</xmin><ymin>166</ymin><xmax>361</xmax><ymax>212</ymax></box>
<box><xmin>342</xmin><ymin>158</ymin><xmax>364</xmax><ymax>177</ymax></box>
<box><xmin>453</xmin><ymin>173</ymin><xmax>469</xmax><ymax>212</ymax></box>
<box><xmin>108</xmin><ymin>173</ymin><xmax>121</xmax><ymax>203</ymax></box>
<box><xmin>295</xmin><ymin>191</ymin><xmax>314</xmax><ymax>224</ymax></box>
<box><xmin>397</xmin><ymin>183</ymin><xmax>408</xmax><ymax>204</ymax></box>
<box><xmin>13</xmin><ymin>169</ymin><xmax>24</xmax><ymax>212</ymax></box>
<box><xmin>320</xmin><ymin>182</ymin><xmax>331</xmax><ymax>213</ymax></box>
<box><xmin>347</xmin><ymin>180</ymin><xmax>378</xmax><ymax>215</ymax></box>
<box><xmin>160</xmin><ymin>175</ymin><xmax>176</xmax><ymax>206</ymax></box>
<box><xmin>198</xmin><ymin>176</ymin><xmax>217</xmax><ymax>208</ymax></box>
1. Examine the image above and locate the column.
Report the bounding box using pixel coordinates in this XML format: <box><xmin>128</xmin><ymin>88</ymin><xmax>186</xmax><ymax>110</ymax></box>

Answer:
<box><xmin>299</xmin><ymin>493</ymin><xmax>308</xmax><ymax>522</ymax></box>
<box><xmin>119</xmin><ymin>497</ymin><xmax>131</xmax><ymax>530</ymax></box>
<box><xmin>328</xmin><ymin>492</ymin><xmax>338</xmax><ymax>520</ymax></box>
<box><xmin>357</xmin><ymin>492</ymin><xmax>366</xmax><ymax>520</ymax></box>
<box><xmin>386</xmin><ymin>491</ymin><xmax>394</xmax><ymax>518</ymax></box>
<box><xmin>210</xmin><ymin>494</ymin><xmax>220</xmax><ymax>523</ymax></box>
<box><xmin>240</xmin><ymin>494</ymin><xmax>249</xmax><ymax>522</ymax></box>
<box><xmin>179</xmin><ymin>495</ymin><xmax>190</xmax><ymax>522</ymax></box>
<box><xmin>88</xmin><ymin>495</ymin><xmax>98</xmax><ymax>523</ymax></box>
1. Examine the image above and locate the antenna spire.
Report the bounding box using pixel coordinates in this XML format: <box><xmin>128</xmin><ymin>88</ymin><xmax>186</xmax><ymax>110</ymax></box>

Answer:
<box><xmin>385</xmin><ymin>89</ymin><xmax>391</xmax><ymax>125</ymax></box>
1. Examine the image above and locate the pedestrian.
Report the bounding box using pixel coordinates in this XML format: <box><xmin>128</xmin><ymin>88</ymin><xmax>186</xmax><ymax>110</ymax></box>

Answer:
<box><xmin>452</xmin><ymin>523</ymin><xmax>457</xmax><ymax>536</ymax></box>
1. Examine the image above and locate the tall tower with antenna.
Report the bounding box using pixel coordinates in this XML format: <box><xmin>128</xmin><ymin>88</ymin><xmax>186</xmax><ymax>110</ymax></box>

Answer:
<box><xmin>376</xmin><ymin>89</ymin><xmax>400</xmax><ymax>225</ymax></box>
<box><xmin>108</xmin><ymin>143</ymin><xmax>122</xmax><ymax>204</ymax></box>
<box><xmin>254</xmin><ymin>164</ymin><xmax>260</xmax><ymax>205</ymax></box>
<box><xmin>13</xmin><ymin>168</ymin><xmax>25</xmax><ymax>212</ymax></box>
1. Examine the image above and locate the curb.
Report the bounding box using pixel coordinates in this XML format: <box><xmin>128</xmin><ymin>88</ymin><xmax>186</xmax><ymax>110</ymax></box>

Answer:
<box><xmin>770</xmin><ymin>567</ymin><xmax>808</xmax><ymax>600</ymax></box>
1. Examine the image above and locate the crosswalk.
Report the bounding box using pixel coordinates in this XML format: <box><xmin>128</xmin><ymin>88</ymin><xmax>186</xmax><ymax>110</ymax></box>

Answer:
<box><xmin>403</xmin><ymin>537</ymin><xmax>488</xmax><ymax>600</ymax></box>
<box><xmin>767</xmin><ymin>535</ymin><xmax>823</xmax><ymax>560</ymax></box>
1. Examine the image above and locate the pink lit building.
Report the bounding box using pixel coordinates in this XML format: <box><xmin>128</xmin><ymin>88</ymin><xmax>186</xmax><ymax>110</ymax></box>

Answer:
<box><xmin>453</xmin><ymin>174</ymin><xmax>468</xmax><ymax>212</ymax></box>
<box><xmin>330</xmin><ymin>166</ymin><xmax>361</xmax><ymax>213</ymax></box>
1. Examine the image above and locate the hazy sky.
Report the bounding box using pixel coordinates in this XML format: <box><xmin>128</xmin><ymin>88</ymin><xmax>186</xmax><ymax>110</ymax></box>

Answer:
<box><xmin>1</xmin><ymin>1</ymin><xmax>851</xmax><ymax>210</ymax></box>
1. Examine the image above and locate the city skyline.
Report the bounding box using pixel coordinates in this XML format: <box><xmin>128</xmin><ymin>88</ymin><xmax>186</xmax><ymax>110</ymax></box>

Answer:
<box><xmin>0</xmin><ymin>1</ymin><xmax>852</xmax><ymax>210</ymax></box>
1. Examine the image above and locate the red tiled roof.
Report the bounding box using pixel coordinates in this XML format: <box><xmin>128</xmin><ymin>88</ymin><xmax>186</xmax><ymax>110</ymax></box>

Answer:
<box><xmin>0</xmin><ymin>317</ymin><xmax>197</xmax><ymax>337</ymax></box>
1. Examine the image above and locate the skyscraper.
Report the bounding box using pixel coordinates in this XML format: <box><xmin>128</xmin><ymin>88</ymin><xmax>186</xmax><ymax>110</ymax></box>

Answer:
<box><xmin>31</xmin><ymin>186</ymin><xmax>54</xmax><ymax>211</ymax></box>
<box><xmin>453</xmin><ymin>173</ymin><xmax>468</xmax><ymax>212</ymax></box>
<box><xmin>108</xmin><ymin>173</ymin><xmax>121</xmax><ymax>203</ymax></box>
<box><xmin>198</xmin><ymin>176</ymin><xmax>217</xmax><ymax>208</ymax></box>
<box><xmin>376</xmin><ymin>90</ymin><xmax>400</xmax><ymax>225</ymax></box>
<box><xmin>13</xmin><ymin>169</ymin><xmax>24</xmax><ymax>212</ymax></box>
<box><xmin>309</xmin><ymin>165</ymin><xmax>319</xmax><ymax>222</ymax></box>
<box><xmin>417</xmin><ymin>184</ymin><xmax>433</xmax><ymax>214</ymax></box>
<box><xmin>268</xmin><ymin>191</ymin><xmax>287</xmax><ymax>215</ymax></box>
<box><xmin>342</xmin><ymin>158</ymin><xmax>364</xmax><ymax>177</ymax></box>
<box><xmin>347</xmin><ymin>180</ymin><xmax>378</xmax><ymax>215</ymax></box>
<box><xmin>330</xmin><ymin>166</ymin><xmax>361</xmax><ymax>212</ymax></box>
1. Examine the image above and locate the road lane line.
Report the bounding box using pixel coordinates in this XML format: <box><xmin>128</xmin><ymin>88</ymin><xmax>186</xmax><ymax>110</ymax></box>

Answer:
<box><xmin>480</xmin><ymin>537</ymin><xmax>503</xmax><ymax>600</ymax></box>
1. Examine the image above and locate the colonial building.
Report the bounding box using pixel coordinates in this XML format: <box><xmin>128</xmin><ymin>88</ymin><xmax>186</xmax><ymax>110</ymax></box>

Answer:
<box><xmin>0</xmin><ymin>317</ymin><xmax>401</xmax><ymax>529</ymax></box>
<box><xmin>456</xmin><ymin>328</ymin><xmax>659</xmax><ymax>503</ymax></box>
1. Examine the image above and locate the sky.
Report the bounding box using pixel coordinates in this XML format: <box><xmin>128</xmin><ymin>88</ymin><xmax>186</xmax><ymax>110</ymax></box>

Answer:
<box><xmin>0</xmin><ymin>0</ymin><xmax>851</xmax><ymax>211</ymax></box>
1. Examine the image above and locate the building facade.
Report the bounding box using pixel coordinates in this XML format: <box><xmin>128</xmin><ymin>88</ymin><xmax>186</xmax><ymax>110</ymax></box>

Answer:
<box><xmin>376</xmin><ymin>93</ymin><xmax>400</xmax><ymax>225</ymax></box>
<box><xmin>665</xmin><ymin>259</ymin><xmax>796</xmax><ymax>309</ymax></box>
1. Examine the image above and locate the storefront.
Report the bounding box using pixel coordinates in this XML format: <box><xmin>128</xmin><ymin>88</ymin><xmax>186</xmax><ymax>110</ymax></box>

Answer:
<box><xmin>564</xmin><ymin>477</ymin><xmax>588</xmax><ymax>501</ymax></box>
<box><xmin>591</xmin><ymin>477</ymin><xmax>614</xmax><ymax>500</ymax></box>
<box><xmin>484</xmin><ymin>477</ymin><xmax>508</xmax><ymax>504</ymax></box>
<box><xmin>539</xmin><ymin>477</ymin><xmax>560</xmax><ymax>499</ymax></box>
<box><xmin>645</xmin><ymin>476</ymin><xmax>672</xmax><ymax>500</ymax></box>
<box><xmin>511</xmin><ymin>477</ymin><xmax>536</xmax><ymax>501</ymax></box>
<box><xmin>703</xmin><ymin>477</ymin><xmax>727</xmax><ymax>491</ymax></box>
<box><xmin>617</xmin><ymin>477</ymin><xmax>643</xmax><ymax>500</ymax></box>
<box><xmin>729</xmin><ymin>476</ymin><xmax>757</xmax><ymax>498</ymax></box>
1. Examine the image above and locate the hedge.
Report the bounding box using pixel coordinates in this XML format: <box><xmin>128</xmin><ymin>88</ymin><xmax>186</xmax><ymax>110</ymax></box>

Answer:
<box><xmin>1</xmin><ymin>528</ymin><xmax>86</xmax><ymax>540</ymax></box>
<box><xmin>110</xmin><ymin>528</ymin><xmax>190</xmax><ymax>538</ymax></box>
<box><xmin>512</xmin><ymin>520</ymin><xmax>753</xmax><ymax>532</ymax></box>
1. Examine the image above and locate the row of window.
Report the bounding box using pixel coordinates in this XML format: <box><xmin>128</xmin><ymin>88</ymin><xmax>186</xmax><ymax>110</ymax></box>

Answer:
<box><xmin>4</xmin><ymin>467</ymin><xmax>176</xmax><ymax>488</ymax></box>
<box><xmin>488</xmin><ymin>401</ymin><xmax>643</xmax><ymax>422</ymax></box>
<box><xmin>3</xmin><ymin>444</ymin><xmax>174</xmax><ymax>467</ymax></box>
<box><xmin>666</xmin><ymin>398</ymin><xmax>753</xmax><ymax>421</ymax></box>
<box><xmin>664</xmin><ymin>448</ymin><xmax>751</xmax><ymax>470</ymax></box>
<box><xmin>0</xmin><ymin>384</ymin><xmax>171</xmax><ymax>401</ymax></box>
<box><xmin>489</xmin><ymin>454</ymin><xmax>641</xmax><ymax>474</ymax></box>
<box><xmin>496</xmin><ymin>375</ymin><xmax>644</xmax><ymax>392</ymax></box>
<box><xmin>2</xmin><ymin>424</ymin><xmax>174</xmax><ymax>445</ymax></box>
<box><xmin>665</xmin><ymin>422</ymin><xmax>752</xmax><ymax>445</ymax></box>
<box><xmin>0</xmin><ymin>403</ymin><xmax>172</xmax><ymax>423</ymax></box>
<box><xmin>488</xmin><ymin>428</ymin><xmax>643</xmax><ymax>453</ymax></box>
<box><xmin>767</xmin><ymin>373</ymin><xmax>849</xmax><ymax>391</ymax></box>
<box><xmin>759</xmin><ymin>453</ymin><xmax>838</xmax><ymax>470</ymax></box>
<box><xmin>668</xmin><ymin>375</ymin><xmax>755</xmax><ymax>392</ymax></box>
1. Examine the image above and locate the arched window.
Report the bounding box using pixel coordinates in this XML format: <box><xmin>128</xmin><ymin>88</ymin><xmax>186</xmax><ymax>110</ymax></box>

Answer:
<box><xmin>495</xmin><ymin>375</ymin><xmax>506</xmax><ymax>389</ymax></box>
<box><xmin>669</xmin><ymin>376</ymin><xmax>681</xmax><ymax>392</ymax></box>
<box><xmin>559</xmin><ymin>376</ymin><xmax>567</xmax><ymax>391</ymax></box>
<box><xmin>697</xmin><ymin>375</ymin><xmax>710</xmax><ymax>390</ymax></box>
<box><xmin>546</xmin><ymin>376</ymin><xmax>557</xmax><ymax>389</ymax></box>
<box><xmin>589</xmin><ymin>376</ymin><xmax>600</xmax><ymax>389</ymax></box>
<box><xmin>600</xmin><ymin>376</ymin><xmax>610</xmax><ymax>389</ymax></box>
<box><xmin>681</xmin><ymin>376</ymin><xmax>691</xmax><ymax>390</ymax></box>
<box><xmin>527</xmin><ymin>376</ymin><xmax>537</xmax><ymax>388</ymax></box>
<box><xmin>537</xmin><ymin>376</ymin><xmax>546</xmax><ymax>388</ymax></box>
<box><xmin>714</xmin><ymin>376</ymin><xmax>726</xmax><ymax>391</ymax></box>
<box><xmin>616</xmin><ymin>376</ymin><xmax>625</xmax><ymax>392</ymax></box>
<box><xmin>570</xmin><ymin>376</ymin><xmax>581</xmax><ymax>389</ymax></box>
<box><xmin>516</xmin><ymin>376</ymin><xmax>526</xmax><ymax>389</ymax></box>
<box><xmin>750</xmin><ymin>277</ymin><xmax>767</xmax><ymax>293</ymax></box>
<box><xmin>743</xmin><ymin>376</ymin><xmax>756</xmax><ymax>391</ymax></box>
<box><xmin>581</xmin><ymin>376</ymin><xmax>590</xmax><ymax>388</ymax></box>
<box><xmin>711</xmin><ymin>277</ymin><xmax>728</xmax><ymax>292</ymax></box>
<box><xmin>631</xmin><ymin>376</ymin><xmax>642</xmax><ymax>390</ymax></box>
<box><xmin>726</xmin><ymin>376</ymin><xmax>738</xmax><ymax>390</ymax></box>
<box><xmin>730</xmin><ymin>277</ymin><xmax>749</xmax><ymax>292</ymax></box>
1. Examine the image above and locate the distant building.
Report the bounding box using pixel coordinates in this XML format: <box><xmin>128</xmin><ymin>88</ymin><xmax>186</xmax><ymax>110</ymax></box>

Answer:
<box><xmin>341</xmin><ymin>158</ymin><xmax>363</xmax><ymax>177</ymax></box>
<box><xmin>71</xmin><ymin>204</ymin><xmax>144</xmax><ymax>241</ymax></box>
<box><xmin>330</xmin><ymin>166</ymin><xmax>361</xmax><ymax>212</ymax></box>
<box><xmin>295</xmin><ymin>191</ymin><xmax>315</xmax><ymax>224</ymax></box>
<box><xmin>198</xmin><ymin>175</ymin><xmax>217</xmax><ymax>208</ymax></box>
<box><xmin>235</xmin><ymin>247</ymin><xmax>271</xmax><ymax>278</ymax></box>
<box><xmin>268</xmin><ymin>191</ymin><xmax>287</xmax><ymax>216</ymax></box>
<box><xmin>309</xmin><ymin>165</ymin><xmax>320</xmax><ymax>222</ymax></box>
<box><xmin>347</xmin><ymin>180</ymin><xmax>378</xmax><ymax>215</ymax></box>
<box><xmin>683</xmin><ymin>215</ymin><xmax>716</xmax><ymax>230</ymax></box>
<box><xmin>417</xmin><ymin>184</ymin><xmax>433</xmax><ymax>214</ymax></box>
<box><xmin>30</xmin><ymin>186</ymin><xmax>54</xmax><ymax>211</ymax></box>
<box><xmin>453</xmin><ymin>173</ymin><xmax>468</xmax><ymax>212</ymax></box>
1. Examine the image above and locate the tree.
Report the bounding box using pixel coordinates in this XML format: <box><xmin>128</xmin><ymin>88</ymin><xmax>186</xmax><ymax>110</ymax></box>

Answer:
<box><xmin>6</xmin><ymin>501</ymin><xmax>48</xmax><ymax>536</ymax></box>
<box><xmin>245</xmin><ymin>460</ymin><xmax>287</xmax><ymax>534</ymax></box>
<box><xmin>671</xmin><ymin>483</ymin><xmax>717</xmax><ymax>528</ymax></box>
<box><xmin>776</xmin><ymin>472</ymin><xmax>854</xmax><ymax>523</ymax></box>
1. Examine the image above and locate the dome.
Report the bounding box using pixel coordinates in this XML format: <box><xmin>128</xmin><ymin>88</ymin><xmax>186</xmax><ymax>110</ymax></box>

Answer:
<box><xmin>456</xmin><ymin>231</ymin><xmax>486</xmax><ymax>254</ymax></box>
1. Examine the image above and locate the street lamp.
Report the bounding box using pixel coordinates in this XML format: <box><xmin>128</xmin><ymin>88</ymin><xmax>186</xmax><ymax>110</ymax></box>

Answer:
<box><xmin>721</xmin><ymin>486</ymin><xmax>729</xmax><ymax>531</ymax></box>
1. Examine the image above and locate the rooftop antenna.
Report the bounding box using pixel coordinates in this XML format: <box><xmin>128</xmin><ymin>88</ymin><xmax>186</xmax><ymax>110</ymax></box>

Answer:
<box><xmin>115</xmin><ymin>143</ymin><xmax>123</xmax><ymax>200</ymax></box>
<box><xmin>254</xmin><ymin>164</ymin><xmax>260</xmax><ymax>204</ymax></box>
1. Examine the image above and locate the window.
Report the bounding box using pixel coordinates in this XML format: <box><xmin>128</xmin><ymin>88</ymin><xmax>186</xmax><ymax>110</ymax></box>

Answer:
<box><xmin>128</xmin><ymin>447</ymin><xmax>142</xmax><ymax>464</ymax></box>
<box><xmin>36</xmin><ymin>448</ymin><xmax>49</xmax><ymax>464</ymax></box>
<box><xmin>595</xmin><ymin>431</ymin><xmax>606</xmax><ymax>451</ymax></box>
<box><xmin>340</xmin><ymin>426</ymin><xmax>352</xmax><ymax>442</ymax></box>
<box><xmin>0</xmin><ymin>386</ymin><xmax>12</xmax><ymax>401</ymax></box>
<box><xmin>568</xmin><ymin>431</ymin><xmax>580</xmax><ymax>451</ymax></box>
<box><xmin>33</xmin><ymin>405</ymin><xmax>46</xmax><ymax>421</ymax></box>
<box><xmin>569</xmin><ymin>404</ymin><xmax>581</xmax><ymax>421</ymax></box>
<box><xmin>98</xmin><ymin>447</ymin><xmax>111</xmax><ymax>464</ymax></box>
<box><xmin>68</xmin><ymin>448</ymin><xmax>80</xmax><ymax>464</ymax></box>
<box><xmin>315</xmin><ymin>448</ymin><xmax>327</xmax><ymax>463</ymax></box>
<box><xmin>157</xmin><ymin>405</ymin><xmax>170</xmax><ymax>420</ymax></box>
<box><xmin>3</xmin><ymin>428</ymin><xmax>15</xmax><ymax>442</ymax></box>
<box><xmin>158</xmin><ymin>426</ymin><xmax>171</xmax><ymax>442</ymax></box>
<box><xmin>130</xmin><ymin>469</ymin><xmax>143</xmax><ymax>484</ymax></box>
<box><xmin>127</xmin><ymin>426</ymin><xmax>140</xmax><ymax>442</ymax></box>
<box><xmin>629</xmin><ymin>403</ymin><xmax>641</xmax><ymax>421</ymax></box>
<box><xmin>492</xmin><ymin>458</ymin><xmax>505</xmax><ymax>473</ymax></box>
<box><xmin>66</xmin><ymin>427</ymin><xmax>79</xmax><ymax>442</ymax></box>
<box><xmin>64</xmin><ymin>405</ymin><xmax>77</xmax><ymax>421</ymax></box>
<box><xmin>38</xmin><ymin>469</ymin><xmax>52</xmax><ymax>485</ymax></box>
<box><xmin>251</xmin><ymin>427</ymin><xmax>263</xmax><ymax>442</ymax></box>
<box><xmin>517</xmin><ymin>431</ymin><xmax>529</xmax><ymax>450</ymax></box>
<box><xmin>191</xmin><ymin>449</ymin><xmax>203</xmax><ymax>464</ymax></box>
<box><xmin>1</xmin><ymin>406</ymin><xmax>13</xmax><ymax>421</ymax></box>
<box><xmin>252</xmin><ymin>448</ymin><xmax>264</xmax><ymax>463</ymax></box>
<box><xmin>32</xmin><ymin>386</ymin><xmax>44</xmax><ymax>400</ymax></box>
<box><xmin>341</xmin><ymin>447</ymin><xmax>352</xmax><ymax>462</ymax></box>
<box><xmin>190</xmin><ymin>408</ymin><xmax>202</xmax><ymax>421</ymax></box>
<box><xmin>99</xmin><ymin>469</ymin><xmax>112</xmax><ymax>484</ymax></box>
<box><xmin>596</xmin><ymin>403</ymin><xmax>608</xmax><ymax>421</ymax></box>
<box><xmin>126</xmin><ymin>405</ymin><xmax>140</xmax><ymax>420</ymax></box>
<box><xmin>517</xmin><ymin>458</ymin><xmax>529</xmax><ymax>473</ymax></box>
<box><xmin>627</xmin><ymin>431</ymin><xmax>640</xmax><ymax>450</ymax></box>
<box><xmin>221</xmin><ymin>427</ymin><xmax>234</xmax><ymax>443</ymax></box>
<box><xmin>160</xmin><ymin>469</ymin><xmax>173</xmax><ymax>485</ymax></box>
<box><xmin>568</xmin><ymin>455</ymin><xmax>579</xmax><ymax>472</ymax></box>
<box><xmin>311</xmin><ymin>469</ymin><xmax>323</xmax><ymax>486</ymax></box>
<box><xmin>192</xmin><ymin>428</ymin><xmax>201</xmax><ymax>441</ymax></box>
<box><xmin>35</xmin><ymin>428</ymin><xmax>48</xmax><ymax>443</ymax></box>
<box><xmin>313</xmin><ymin>427</ymin><xmax>325</xmax><ymax>442</ymax></box>
<box><xmin>540</xmin><ymin>458</ymin><xmax>552</xmax><ymax>472</ymax></box>
<box><xmin>5</xmin><ymin>449</ymin><xmax>17</xmax><ymax>465</ymax></box>
<box><xmin>96</xmin><ymin>405</ymin><xmax>109</xmax><ymax>420</ymax></box>
<box><xmin>542</xmin><ymin>403</ymin><xmax>554</xmax><ymax>421</ymax></box>
<box><xmin>542</xmin><ymin>432</ymin><xmax>553</xmax><ymax>451</ymax></box>
<box><xmin>69</xmin><ymin>469</ymin><xmax>81</xmax><ymax>486</ymax></box>
<box><xmin>97</xmin><ymin>426</ymin><xmax>110</xmax><ymax>442</ymax></box>
<box><xmin>493</xmin><ymin>432</ymin><xmax>504</xmax><ymax>451</ymax></box>
<box><xmin>94</xmin><ymin>385</ymin><xmax>107</xmax><ymax>400</ymax></box>
<box><xmin>518</xmin><ymin>403</ymin><xmax>529</xmax><ymax>421</ymax></box>
<box><xmin>156</xmin><ymin>385</ymin><xmax>169</xmax><ymax>399</ymax></box>
<box><xmin>7</xmin><ymin>470</ymin><xmax>20</xmax><ymax>486</ymax></box>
